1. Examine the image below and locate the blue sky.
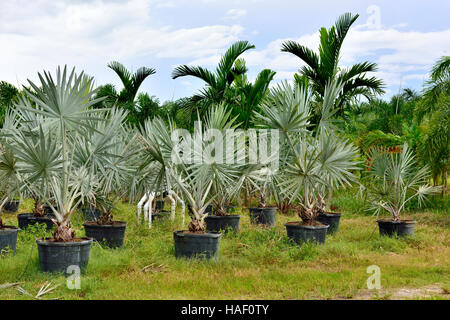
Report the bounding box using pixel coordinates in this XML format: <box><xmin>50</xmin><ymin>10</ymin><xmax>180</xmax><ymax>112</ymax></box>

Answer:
<box><xmin>1</xmin><ymin>0</ymin><xmax>450</xmax><ymax>102</ymax></box>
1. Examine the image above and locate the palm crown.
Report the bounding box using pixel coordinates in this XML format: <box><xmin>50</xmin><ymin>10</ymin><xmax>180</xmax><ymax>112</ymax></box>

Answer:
<box><xmin>281</xmin><ymin>12</ymin><xmax>385</xmax><ymax>119</ymax></box>
<box><xmin>172</xmin><ymin>41</ymin><xmax>257</xmax><ymax>117</ymax></box>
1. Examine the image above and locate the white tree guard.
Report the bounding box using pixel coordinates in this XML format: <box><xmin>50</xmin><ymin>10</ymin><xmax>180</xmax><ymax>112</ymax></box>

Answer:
<box><xmin>143</xmin><ymin>192</ymin><xmax>155</xmax><ymax>228</ymax></box>
<box><xmin>138</xmin><ymin>190</ymin><xmax>185</xmax><ymax>229</ymax></box>
<box><xmin>169</xmin><ymin>190</ymin><xmax>186</xmax><ymax>227</ymax></box>
<box><xmin>137</xmin><ymin>193</ymin><xmax>148</xmax><ymax>220</ymax></box>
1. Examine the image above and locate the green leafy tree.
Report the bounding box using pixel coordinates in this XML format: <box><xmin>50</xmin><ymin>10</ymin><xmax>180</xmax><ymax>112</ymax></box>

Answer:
<box><xmin>135</xmin><ymin>93</ymin><xmax>161</xmax><ymax>126</ymax></box>
<box><xmin>0</xmin><ymin>81</ymin><xmax>19</xmax><ymax>127</ymax></box>
<box><xmin>92</xmin><ymin>84</ymin><xmax>118</xmax><ymax>109</ymax></box>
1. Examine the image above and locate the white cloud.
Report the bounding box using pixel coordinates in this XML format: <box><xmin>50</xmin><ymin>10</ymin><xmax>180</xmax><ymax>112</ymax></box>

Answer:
<box><xmin>1</xmin><ymin>0</ymin><xmax>449</xmax><ymax>100</ymax></box>
<box><xmin>0</xmin><ymin>0</ymin><xmax>244</xmax><ymax>86</ymax></box>
<box><xmin>238</xmin><ymin>24</ymin><xmax>450</xmax><ymax>91</ymax></box>
<box><xmin>223</xmin><ymin>9</ymin><xmax>247</xmax><ymax>21</ymax></box>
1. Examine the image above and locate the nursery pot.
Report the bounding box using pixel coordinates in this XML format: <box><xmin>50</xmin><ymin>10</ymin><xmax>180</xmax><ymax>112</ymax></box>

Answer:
<box><xmin>316</xmin><ymin>212</ymin><xmax>341</xmax><ymax>234</ymax></box>
<box><xmin>36</xmin><ymin>238</ymin><xmax>93</xmax><ymax>273</ymax></box>
<box><xmin>188</xmin><ymin>204</ymin><xmax>213</xmax><ymax>214</ymax></box>
<box><xmin>0</xmin><ymin>226</ymin><xmax>19</xmax><ymax>255</ymax></box>
<box><xmin>81</xmin><ymin>207</ymin><xmax>101</xmax><ymax>222</ymax></box>
<box><xmin>151</xmin><ymin>210</ymin><xmax>171</xmax><ymax>221</ymax></box>
<box><xmin>173</xmin><ymin>231</ymin><xmax>221</xmax><ymax>259</ymax></box>
<box><xmin>249</xmin><ymin>207</ymin><xmax>276</xmax><ymax>227</ymax></box>
<box><xmin>17</xmin><ymin>213</ymin><xmax>56</xmax><ymax>231</ymax></box>
<box><xmin>205</xmin><ymin>215</ymin><xmax>241</xmax><ymax>233</ymax></box>
<box><xmin>4</xmin><ymin>200</ymin><xmax>19</xmax><ymax>213</ymax></box>
<box><xmin>285</xmin><ymin>222</ymin><xmax>329</xmax><ymax>245</ymax></box>
<box><xmin>155</xmin><ymin>200</ymin><xmax>165</xmax><ymax>211</ymax></box>
<box><xmin>377</xmin><ymin>219</ymin><xmax>416</xmax><ymax>237</ymax></box>
<box><xmin>83</xmin><ymin>221</ymin><xmax>127</xmax><ymax>248</ymax></box>
<box><xmin>44</xmin><ymin>205</ymin><xmax>58</xmax><ymax>215</ymax></box>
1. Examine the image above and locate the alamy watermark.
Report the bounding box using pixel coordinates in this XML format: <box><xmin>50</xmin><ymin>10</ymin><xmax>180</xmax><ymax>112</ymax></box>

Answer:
<box><xmin>66</xmin><ymin>265</ymin><xmax>81</xmax><ymax>290</ymax></box>
<box><xmin>366</xmin><ymin>265</ymin><xmax>381</xmax><ymax>290</ymax></box>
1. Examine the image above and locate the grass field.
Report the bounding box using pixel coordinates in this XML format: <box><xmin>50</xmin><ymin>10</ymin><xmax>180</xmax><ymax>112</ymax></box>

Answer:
<box><xmin>0</xmin><ymin>191</ymin><xmax>449</xmax><ymax>300</ymax></box>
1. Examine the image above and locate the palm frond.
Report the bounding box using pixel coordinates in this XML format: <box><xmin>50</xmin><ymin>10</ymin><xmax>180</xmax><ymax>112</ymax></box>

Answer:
<box><xmin>281</xmin><ymin>41</ymin><xmax>319</xmax><ymax>70</ymax></box>
<box><xmin>108</xmin><ymin>61</ymin><xmax>132</xmax><ymax>89</ymax></box>
<box><xmin>131</xmin><ymin>67</ymin><xmax>156</xmax><ymax>98</ymax></box>
<box><xmin>216</xmin><ymin>40</ymin><xmax>255</xmax><ymax>80</ymax></box>
<box><xmin>172</xmin><ymin>65</ymin><xmax>217</xmax><ymax>87</ymax></box>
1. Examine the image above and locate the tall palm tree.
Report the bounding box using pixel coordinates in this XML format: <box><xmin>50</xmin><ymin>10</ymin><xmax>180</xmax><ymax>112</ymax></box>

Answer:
<box><xmin>172</xmin><ymin>41</ymin><xmax>256</xmax><ymax>116</ymax></box>
<box><xmin>281</xmin><ymin>12</ymin><xmax>385</xmax><ymax>118</ymax></box>
<box><xmin>107</xmin><ymin>61</ymin><xmax>156</xmax><ymax>125</ymax></box>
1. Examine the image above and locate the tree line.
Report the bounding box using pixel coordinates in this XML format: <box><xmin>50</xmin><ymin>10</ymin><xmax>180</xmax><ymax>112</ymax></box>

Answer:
<box><xmin>0</xmin><ymin>13</ymin><xmax>447</xmax><ymax>191</ymax></box>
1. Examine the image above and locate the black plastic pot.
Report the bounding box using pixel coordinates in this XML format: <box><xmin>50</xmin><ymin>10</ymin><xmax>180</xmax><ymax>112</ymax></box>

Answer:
<box><xmin>17</xmin><ymin>213</ymin><xmax>33</xmax><ymax>230</ymax></box>
<box><xmin>155</xmin><ymin>200</ymin><xmax>165</xmax><ymax>211</ymax></box>
<box><xmin>81</xmin><ymin>207</ymin><xmax>101</xmax><ymax>222</ymax></box>
<box><xmin>188</xmin><ymin>204</ymin><xmax>213</xmax><ymax>214</ymax></box>
<box><xmin>249</xmin><ymin>207</ymin><xmax>276</xmax><ymax>227</ymax></box>
<box><xmin>4</xmin><ymin>200</ymin><xmax>19</xmax><ymax>213</ymax></box>
<box><xmin>152</xmin><ymin>210</ymin><xmax>171</xmax><ymax>221</ymax></box>
<box><xmin>377</xmin><ymin>219</ymin><xmax>416</xmax><ymax>237</ymax></box>
<box><xmin>83</xmin><ymin>221</ymin><xmax>127</xmax><ymax>248</ymax></box>
<box><xmin>0</xmin><ymin>226</ymin><xmax>19</xmax><ymax>255</ymax></box>
<box><xmin>173</xmin><ymin>231</ymin><xmax>221</xmax><ymax>259</ymax></box>
<box><xmin>205</xmin><ymin>215</ymin><xmax>241</xmax><ymax>233</ymax></box>
<box><xmin>316</xmin><ymin>212</ymin><xmax>341</xmax><ymax>234</ymax></box>
<box><xmin>44</xmin><ymin>205</ymin><xmax>58</xmax><ymax>215</ymax></box>
<box><xmin>285</xmin><ymin>222</ymin><xmax>329</xmax><ymax>244</ymax></box>
<box><xmin>36</xmin><ymin>238</ymin><xmax>93</xmax><ymax>273</ymax></box>
<box><xmin>17</xmin><ymin>213</ymin><xmax>56</xmax><ymax>231</ymax></box>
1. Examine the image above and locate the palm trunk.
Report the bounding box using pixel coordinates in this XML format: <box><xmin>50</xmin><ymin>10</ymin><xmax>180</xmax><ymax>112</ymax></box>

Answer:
<box><xmin>433</xmin><ymin>172</ymin><xmax>438</xmax><ymax>186</ymax></box>
<box><xmin>327</xmin><ymin>189</ymin><xmax>333</xmax><ymax>211</ymax></box>
<box><xmin>442</xmin><ymin>166</ymin><xmax>448</xmax><ymax>196</ymax></box>
<box><xmin>243</xmin><ymin>191</ymin><xmax>249</xmax><ymax>208</ymax></box>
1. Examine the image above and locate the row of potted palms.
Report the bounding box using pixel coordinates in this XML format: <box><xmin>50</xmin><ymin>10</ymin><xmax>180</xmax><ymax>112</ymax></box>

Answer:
<box><xmin>0</xmin><ymin>67</ymin><xmax>139</xmax><ymax>271</ymax></box>
<box><xmin>0</xmin><ymin>66</ymin><xmax>439</xmax><ymax>272</ymax></box>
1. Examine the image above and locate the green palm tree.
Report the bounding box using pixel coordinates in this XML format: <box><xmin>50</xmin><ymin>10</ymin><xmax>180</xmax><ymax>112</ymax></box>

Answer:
<box><xmin>365</xmin><ymin>143</ymin><xmax>441</xmax><ymax>221</ymax></box>
<box><xmin>107</xmin><ymin>61</ymin><xmax>156</xmax><ymax>125</ymax></box>
<box><xmin>230</xmin><ymin>59</ymin><xmax>276</xmax><ymax>129</ymax></box>
<box><xmin>415</xmin><ymin>56</ymin><xmax>449</xmax><ymax>191</ymax></box>
<box><xmin>281</xmin><ymin>12</ymin><xmax>385</xmax><ymax>118</ymax></box>
<box><xmin>416</xmin><ymin>56</ymin><xmax>450</xmax><ymax>121</ymax></box>
<box><xmin>172</xmin><ymin>41</ymin><xmax>256</xmax><ymax>117</ymax></box>
<box><xmin>255</xmin><ymin>80</ymin><xmax>361</xmax><ymax>221</ymax></box>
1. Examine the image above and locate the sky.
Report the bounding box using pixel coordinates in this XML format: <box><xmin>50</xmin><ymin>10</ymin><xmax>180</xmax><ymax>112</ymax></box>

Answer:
<box><xmin>1</xmin><ymin>0</ymin><xmax>450</xmax><ymax>102</ymax></box>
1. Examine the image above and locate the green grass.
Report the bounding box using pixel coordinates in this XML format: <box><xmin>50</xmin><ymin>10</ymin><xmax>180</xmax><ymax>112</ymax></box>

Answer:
<box><xmin>0</xmin><ymin>193</ymin><xmax>449</xmax><ymax>300</ymax></box>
